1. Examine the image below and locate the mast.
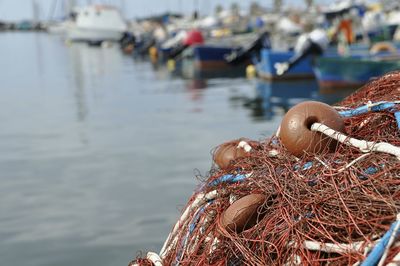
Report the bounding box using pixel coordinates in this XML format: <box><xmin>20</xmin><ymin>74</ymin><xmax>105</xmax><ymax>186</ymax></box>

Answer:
<box><xmin>65</xmin><ymin>0</ymin><xmax>76</xmax><ymax>17</ymax></box>
<box><xmin>304</xmin><ymin>0</ymin><xmax>313</xmax><ymax>8</ymax></box>
<box><xmin>117</xmin><ymin>0</ymin><xmax>127</xmax><ymax>19</ymax></box>
<box><xmin>32</xmin><ymin>0</ymin><xmax>40</xmax><ymax>22</ymax></box>
<box><xmin>274</xmin><ymin>0</ymin><xmax>283</xmax><ymax>13</ymax></box>
<box><xmin>47</xmin><ymin>0</ymin><xmax>58</xmax><ymax>20</ymax></box>
<box><xmin>179</xmin><ymin>0</ymin><xmax>183</xmax><ymax>14</ymax></box>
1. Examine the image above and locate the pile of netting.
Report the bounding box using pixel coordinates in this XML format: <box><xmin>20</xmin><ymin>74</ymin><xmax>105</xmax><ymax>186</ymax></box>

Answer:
<box><xmin>130</xmin><ymin>71</ymin><xmax>400</xmax><ymax>266</ymax></box>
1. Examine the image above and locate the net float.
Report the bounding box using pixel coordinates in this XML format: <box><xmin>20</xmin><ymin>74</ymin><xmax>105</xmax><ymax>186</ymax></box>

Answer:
<box><xmin>213</xmin><ymin>139</ymin><xmax>253</xmax><ymax>169</ymax></box>
<box><xmin>280</xmin><ymin>101</ymin><xmax>345</xmax><ymax>157</ymax></box>
<box><xmin>220</xmin><ymin>194</ymin><xmax>266</xmax><ymax>233</ymax></box>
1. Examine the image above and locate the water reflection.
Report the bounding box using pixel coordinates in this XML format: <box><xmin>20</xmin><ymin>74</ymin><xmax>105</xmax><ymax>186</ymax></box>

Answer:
<box><xmin>184</xmin><ymin>79</ymin><xmax>207</xmax><ymax>101</ymax></box>
<box><xmin>182</xmin><ymin>65</ymin><xmax>247</xmax><ymax>80</ymax></box>
<box><xmin>34</xmin><ymin>34</ymin><xmax>44</xmax><ymax>79</ymax></box>
<box><xmin>67</xmin><ymin>43</ymin><xmax>128</xmax><ymax>123</ymax></box>
<box><xmin>70</xmin><ymin>45</ymin><xmax>88</xmax><ymax>122</ymax></box>
<box><xmin>243</xmin><ymin>80</ymin><xmax>356</xmax><ymax>121</ymax></box>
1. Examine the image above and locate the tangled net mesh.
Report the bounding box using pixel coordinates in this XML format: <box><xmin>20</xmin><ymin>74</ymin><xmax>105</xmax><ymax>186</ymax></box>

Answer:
<box><xmin>130</xmin><ymin>71</ymin><xmax>400</xmax><ymax>266</ymax></box>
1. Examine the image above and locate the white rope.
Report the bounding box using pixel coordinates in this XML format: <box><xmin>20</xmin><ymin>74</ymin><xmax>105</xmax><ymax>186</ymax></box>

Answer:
<box><xmin>311</xmin><ymin>123</ymin><xmax>400</xmax><ymax>159</ymax></box>
<box><xmin>276</xmin><ymin>125</ymin><xmax>281</xmax><ymax>137</ymax></box>
<box><xmin>160</xmin><ymin>190</ymin><xmax>224</xmax><ymax>258</ymax></box>
<box><xmin>334</xmin><ymin>106</ymin><xmax>351</xmax><ymax>110</ymax></box>
<box><xmin>189</xmin><ymin>210</ymin><xmax>216</xmax><ymax>254</ymax></box>
<box><xmin>131</xmin><ymin>252</ymin><xmax>163</xmax><ymax>266</ymax></box>
<box><xmin>387</xmin><ymin>251</ymin><xmax>400</xmax><ymax>266</ymax></box>
<box><xmin>178</xmin><ymin>204</ymin><xmax>208</xmax><ymax>262</ymax></box>
<box><xmin>314</xmin><ymin>156</ymin><xmax>329</xmax><ymax>168</ymax></box>
<box><xmin>237</xmin><ymin>141</ymin><xmax>252</xmax><ymax>152</ymax></box>
<box><xmin>297</xmin><ymin>240</ymin><xmax>373</xmax><ymax>254</ymax></box>
<box><xmin>147</xmin><ymin>252</ymin><xmax>163</xmax><ymax>266</ymax></box>
<box><xmin>269</xmin><ymin>149</ymin><xmax>280</xmax><ymax>157</ymax></box>
<box><xmin>337</xmin><ymin>153</ymin><xmax>371</xmax><ymax>173</ymax></box>
<box><xmin>366</xmin><ymin>101</ymin><xmax>373</xmax><ymax>111</ymax></box>
<box><xmin>358</xmin><ymin>117</ymin><xmax>372</xmax><ymax>130</ymax></box>
<box><xmin>209</xmin><ymin>237</ymin><xmax>220</xmax><ymax>254</ymax></box>
<box><xmin>334</xmin><ymin>101</ymin><xmax>400</xmax><ymax>111</ymax></box>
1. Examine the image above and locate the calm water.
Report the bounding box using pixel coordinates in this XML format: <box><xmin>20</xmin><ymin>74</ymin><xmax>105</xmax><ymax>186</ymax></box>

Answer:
<box><xmin>0</xmin><ymin>33</ymin><xmax>351</xmax><ymax>266</ymax></box>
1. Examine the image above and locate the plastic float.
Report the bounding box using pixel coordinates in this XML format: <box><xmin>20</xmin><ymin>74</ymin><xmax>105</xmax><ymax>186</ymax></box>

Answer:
<box><xmin>130</xmin><ymin>71</ymin><xmax>400</xmax><ymax>265</ymax></box>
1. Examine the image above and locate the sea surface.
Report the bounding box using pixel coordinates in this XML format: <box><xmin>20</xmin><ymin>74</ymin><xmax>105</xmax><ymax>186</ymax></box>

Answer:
<box><xmin>0</xmin><ymin>33</ymin><xmax>353</xmax><ymax>266</ymax></box>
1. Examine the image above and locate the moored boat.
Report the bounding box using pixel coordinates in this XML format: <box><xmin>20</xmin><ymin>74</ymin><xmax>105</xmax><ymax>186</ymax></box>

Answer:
<box><xmin>193</xmin><ymin>45</ymin><xmax>239</xmax><ymax>71</ymax></box>
<box><xmin>256</xmin><ymin>41</ymin><xmax>400</xmax><ymax>81</ymax></box>
<box><xmin>180</xmin><ymin>45</ymin><xmax>248</xmax><ymax>79</ymax></box>
<box><xmin>314</xmin><ymin>54</ymin><xmax>400</xmax><ymax>89</ymax></box>
<box><xmin>256</xmin><ymin>49</ymin><xmax>315</xmax><ymax>80</ymax></box>
<box><xmin>67</xmin><ymin>5</ymin><xmax>127</xmax><ymax>43</ymax></box>
<box><xmin>171</xmin><ymin>32</ymin><xmax>269</xmax><ymax>79</ymax></box>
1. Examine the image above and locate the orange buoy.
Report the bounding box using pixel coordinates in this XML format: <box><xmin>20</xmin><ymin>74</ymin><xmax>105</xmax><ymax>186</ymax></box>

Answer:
<box><xmin>213</xmin><ymin>139</ymin><xmax>253</xmax><ymax>169</ymax></box>
<box><xmin>220</xmin><ymin>194</ymin><xmax>266</xmax><ymax>233</ymax></box>
<box><xmin>280</xmin><ymin>101</ymin><xmax>345</xmax><ymax>157</ymax></box>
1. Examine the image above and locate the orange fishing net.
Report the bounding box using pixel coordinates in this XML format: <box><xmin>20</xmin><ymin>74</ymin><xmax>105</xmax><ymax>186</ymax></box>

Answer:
<box><xmin>130</xmin><ymin>71</ymin><xmax>400</xmax><ymax>265</ymax></box>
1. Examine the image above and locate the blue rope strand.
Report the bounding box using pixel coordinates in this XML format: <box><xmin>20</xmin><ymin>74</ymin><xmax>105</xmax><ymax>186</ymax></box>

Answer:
<box><xmin>361</xmin><ymin>219</ymin><xmax>400</xmax><ymax>266</ymax></box>
<box><xmin>339</xmin><ymin>102</ymin><xmax>395</xmax><ymax>118</ymax></box>
<box><xmin>208</xmin><ymin>174</ymin><xmax>248</xmax><ymax>187</ymax></box>
<box><xmin>338</xmin><ymin>101</ymin><xmax>400</xmax><ymax>130</ymax></box>
<box><xmin>175</xmin><ymin>202</ymin><xmax>213</xmax><ymax>265</ymax></box>
<box><xmin>395</xmin><ymin>112</ymin><xmax>400</xmax><ymax>131</ymax></box>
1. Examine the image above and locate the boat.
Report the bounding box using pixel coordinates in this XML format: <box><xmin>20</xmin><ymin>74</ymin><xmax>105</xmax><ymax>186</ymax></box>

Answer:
<box><xmin>255</xmin><ymin>41</ymin><xmax>400</xmax><ymax>81</ymax></box>
<box><xmin>47</xmin><ymin>20</ymin><xmax>75</xmax><ymax>34</ymax></box>
<box><xmin>179</xmin><ymin>45</ymin><xmax>248</xmax><ymax>79</ymax></box>
<box><xmin>256</xmin><ymin>49</ymin><xmax>316</xmax><ymax>80</ymax></box>
<box><xmin>192</xmin><ymin>45</ymin><xmax>239</xmax><ymax>71</ymax></box>
<box><xmin>314</xmin><ymin>54</ymin><xmax>400</xmax><ymax>89</ymax></box>
<box><xmin>67</xmin><ymin>5</ymin><xmax>127</xmax><ymax>43</ymax></box>
<box><xmin>170</xmin><ymin>32</ymin><xmax>267</xmax><ymax>79</ymax></box>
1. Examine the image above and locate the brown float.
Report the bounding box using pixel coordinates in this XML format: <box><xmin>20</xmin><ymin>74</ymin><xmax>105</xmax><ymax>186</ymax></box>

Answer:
<box><xmin>220</xmin><ymin>194</ymin><xmax>266</xmax><ymax>233</ymax></box>
<box><xmin>213</xmin><ymin>139</ymin><xmax>252</xmax><ymax>169</ymax></box>
<box><xmin>280</xmin><ymin>101</ymin><xmax>345</xmax><ymax>157</ymax></box>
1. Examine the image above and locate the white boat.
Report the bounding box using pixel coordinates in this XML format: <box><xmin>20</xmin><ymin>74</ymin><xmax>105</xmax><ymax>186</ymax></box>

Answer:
<box><xmin>47</xmin><ymin>20</ymin><xmax>74</xmax><ymax>34</ymax></box>
<box><xmin>67</xmin><ymin>5</ymin><xmax>127</xmax><ymax>42</ymax></box>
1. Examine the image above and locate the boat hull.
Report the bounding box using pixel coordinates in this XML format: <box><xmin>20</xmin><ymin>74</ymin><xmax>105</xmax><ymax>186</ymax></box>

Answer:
<box><xmin>193</xmin><ymin>45</ymin><xmax>249</xmax><ymax>71</ymax></box>
<box><xmin>194</xmin><ymin>46</ymin><xmax>233</xmax><ymax>66</ymax></box>
<box><xmin>256</xmin><ymin>49</ymin><xmax>315</xmax><ymax>80</ymax></box>
<box><xmin>314</xmin><ymin>56</ymin><xmax>400</xmax><ymax>89</ymax></box>
<box><xmin>179</xmin><ymin>58</ymin><xmax>247</xmax><ymax>79</ymax></box>
<box><xmin>172</xmin><ymin>45</ymin><xmax>248</xmax><ymax>79</ymax></box>
<box><xmin>67</xmin><ymin>27</ymin><xmax>123</xmax><ymax>42</ymax></box>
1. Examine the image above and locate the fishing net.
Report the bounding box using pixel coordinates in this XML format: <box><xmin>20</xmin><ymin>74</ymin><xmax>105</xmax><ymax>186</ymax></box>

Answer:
<box><xmin>130</xmin><ymin>71</ymin><xmax>400</xmax><ymax>266</ymax></box>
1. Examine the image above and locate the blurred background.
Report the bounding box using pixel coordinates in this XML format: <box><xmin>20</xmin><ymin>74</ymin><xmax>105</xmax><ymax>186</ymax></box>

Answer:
<box><xmin>0</xmin><ymin>0</ymin><xmax>399</xmax><ymax>265</ymax></box>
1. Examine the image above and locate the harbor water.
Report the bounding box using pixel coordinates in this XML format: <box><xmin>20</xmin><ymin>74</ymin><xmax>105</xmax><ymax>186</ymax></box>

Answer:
<box><xmin>0</xmin><ymin>33</ymin><xmax>352</xmax><ymax>266</ymax></box>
